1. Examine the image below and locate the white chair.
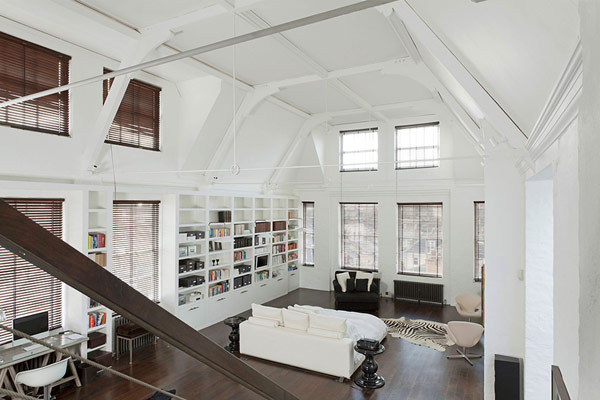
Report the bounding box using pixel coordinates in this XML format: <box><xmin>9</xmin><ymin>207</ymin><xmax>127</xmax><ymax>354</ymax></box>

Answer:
<box><xmin>455</xmin><ymin>293</ymin><xmax>482</xmax><ymax>321</ymax></box>
<box><xmin>446</xmin><ymin>321</ymin><xmax>483</xmax><ymax>366</ymax></box>
<box><xmin>15</xmin><ymin>357</ymin><xmax>70</xmax><ymax>400</ymax></box>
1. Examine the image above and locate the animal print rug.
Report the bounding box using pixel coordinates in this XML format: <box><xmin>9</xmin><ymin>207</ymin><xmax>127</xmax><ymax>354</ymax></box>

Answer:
<box><xmin>381</xmin><ymin>317</ymin><xmax>454</xmax><ymax>352</ymax></box>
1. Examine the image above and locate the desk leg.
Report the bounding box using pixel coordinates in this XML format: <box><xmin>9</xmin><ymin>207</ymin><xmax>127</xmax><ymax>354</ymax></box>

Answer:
<box><xmin>7</xmin><ymin>366</ymin><xmax>24</xmax><ymax>395</ymax></box>
<box><xmin>33</xmin><ymin>353</ymin><xmax>52</xmax><ymax>396</ymax></box>
<box><xmin>0</xmin><ymin>368</ymin><xmax>13</xmax><ymax>392</ymax></box>
<box><xmin>68</xmin><ymin>358</ymin><xmax>82</xmax><ymax>387</ymax></box>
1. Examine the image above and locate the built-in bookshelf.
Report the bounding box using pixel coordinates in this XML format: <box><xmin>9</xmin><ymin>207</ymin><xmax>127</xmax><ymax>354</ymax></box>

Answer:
<box><xmin>162</xmin><ymin>193</ymin><xmax>301</xmax><ymax>331</ymax></box>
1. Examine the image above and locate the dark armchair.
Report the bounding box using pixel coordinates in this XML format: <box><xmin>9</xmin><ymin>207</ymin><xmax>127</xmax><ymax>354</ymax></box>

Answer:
<box><xmin>332</xmin><ymin>271</ymin><xmax>380</xmax><ymax>312</ymax></box>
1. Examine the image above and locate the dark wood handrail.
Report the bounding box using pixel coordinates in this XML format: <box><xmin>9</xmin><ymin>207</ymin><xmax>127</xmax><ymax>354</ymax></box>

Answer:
<box><xmin>0</xmin><ymin>200</ymin><xmax>298</xmax><ymax>400</ymax></box>
<box><xmin>552</xmin><ymin>365</ymin><xmax>571</xmax><ymax>400</ymax></box>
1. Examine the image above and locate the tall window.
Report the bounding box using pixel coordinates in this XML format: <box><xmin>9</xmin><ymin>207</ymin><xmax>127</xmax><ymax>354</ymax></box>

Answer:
<box><xmin>0</xmin><ymin>32</ymin><xmax>70</xmax><ymax>136</ymax></box>
<box><xmin>474</xmin><ymin>201</ymin><xmax>485</xmax><ymax>281</ymax></box>
<box><xmin>398</xmin><ymin>203</ymin><xmax>443</xmax><ymax>277</ymax></box>
<box><xmin>303</xmin><ymin>202</ymin><xmax>315</xmax><ymax>266</ymax></box>
<box><xmin>103</xmin><ymin>69</ymin><xmax>161</xmax><ymax>151</ymax></box>
<box><xmin>395</xmin><ymin>122</ymin><xmax>440</xmax><ymax>169</ymax></box>
<box><xmin>340</xmin><ymin>203</ymin><xmax>378</xmax><ymax>271</ymax></box>
<box><xmin>339</xmin><ymin>128</ymin><xmax>378</xmax><ymax>171</ymax></box>
<box><xmin>0</xmin><ymin>199</ymin><xmax>64</xmax><ymax>345</ymax></box>
<box><xmin>113</xmin><ymin>201</ymin><xmax>160</xmax><ymax>302</ymax></box>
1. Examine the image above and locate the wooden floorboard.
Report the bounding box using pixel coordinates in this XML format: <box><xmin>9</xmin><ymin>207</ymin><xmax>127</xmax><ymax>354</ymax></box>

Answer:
<box><xmin>56</xmin><ymin>289</ymin><xmax>483</xmax><ymax>400</ymax></box>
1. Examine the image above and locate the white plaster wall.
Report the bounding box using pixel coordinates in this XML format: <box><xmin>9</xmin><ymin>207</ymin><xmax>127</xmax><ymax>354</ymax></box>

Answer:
<box><xmin>525</xmin><ymin>175</ymin><xmax>554</xmax><ymax>400</ymax></box>
<box><xmin>483</xmin><ymin>146</ymin><xmax>525</xmax><ymax>400</ymax></box>
<box><xmin>577</xmin><ymin>1</ymin><xmax>600</xmax><ymax>396</ymax></box>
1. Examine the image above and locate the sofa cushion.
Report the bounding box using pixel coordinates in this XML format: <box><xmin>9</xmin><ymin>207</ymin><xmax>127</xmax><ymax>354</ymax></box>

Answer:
<box><xmin>309</xmin><ymin>313</ymin><xmax>347</xmax><ymax>333</ymax></box>
<box><xmin>355</xmin><ymin>279</ymin><xmax>368</xmax><ymax>292</ymax></box>
<box><xmin>307</xmin><ymin>327</ymin><xmax>346</xmax><ymax>339</ymax></box>
<box><xmin>248</xmin><ymin>316</ymin><xmax>279</xmax><ymax>328</ymax></box>
<box><xmin>282</xmin><ymin>309</ymin><xmax>309</xmax><ymax>331</ymax></box>
<box><xmin>288</xmin><ymin>306</ymin><xmax>318</xmax><ymax>315</ymax></box>
<box><xmin>252</xmin><ymin>303</ymin><xmax>283</xmax><ymax>324</ymax></box>
<box><xmin>334</xmin><ymin>291</ymin><xmax>379</xmax><ymax>303</ymax></box>
<box><xmin>355</xmin><ymin>271</ymin><xmax>374</xmax><ymax>291</ymax></box>
<box><xmin>336</xmin><ymin>272</ymin><xmax>350</xmax><ymax>292</ymax></box>
<box><xmin>293</xmin><ymin>305</ymin><xmax>320</xmax><ymax>314</ymax></box>
<box><xmin>346</xmin><ymin>278</ymin><xmax>356</xmax><ymax>292</ymax></box>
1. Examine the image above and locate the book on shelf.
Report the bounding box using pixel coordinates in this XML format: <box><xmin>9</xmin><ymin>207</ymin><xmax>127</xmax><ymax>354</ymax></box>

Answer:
<box><xmin>288</xmin><ymin>242</ymin><xmax>298</xmax><ymax>250</ymax></box>
<box><xmin>272</xmin><ymin>243</ymin><xmax>286</xmax><ymax>254</ymax></box>
<box><xmin>209</xmin><ymin>268</ymin><xmax>230</xmax><ymax>282</ymax></box>
<box><xmin>234</xmin><ymin>224</ymin><xmax>250</xmax><ymax>235</ymax></box>
<box><xmin>218</xmin><ymin>211</ymin><xmax>232</xmax><ymax>223</ymax></box>
<box><xmin>234</xmin><ymin>236</ymin><xmax>253</xmax><ymax>248</ymax></box>
<box><xmin>89</xmin><ymin>311</ymin><xmax>106</xmax><ymax>328</ymax></box>
<box><xmin>273</xmin><ymin>233</ymin><xmax>286</xmax><ymax>243</ymax></box>
<box><xmin>88</xmin><ymin>252</ymin><xmax>107</xmax><ymax>267</ymax></box>
<box><xmin>234</xmin><ymin>250</ymin><xmax>248</xmax><ymax>262</ymax></box>
<box><xmin>88</xmin><ymin>233</ymin><xmax>106</xmax><ymax>249</ymax></box>
<box><xmin>288</xmin><ymin>252</ymin><xmax>298</xmax><ymax>261</ymax></box>
<box><xmin>255</xmin><ymin>270</ymin><xmax>270</xmax><ymax>281</ymax></box>
<box><xmin>255</xmin><ymin>221</ymin><xmax>271</xmax><ymax>233</ymax></box>
<box><xmin>89</xmin><ymin>299</ymin><xmax>102</xmax><ymax>308</ymax></box>
<box><xmin>272</xmin><ymin>254</ymin><xmax>286</xmax><ymax>265</ymax></box>
<box><xmin>272</xmin><ymin>221</ymin><xmax>287</xmax><ymax>231</ymax></box>
<box><xmin>209</xmin><ymin>224</ymin><xmax>231</xmax><ymax>238</ymax></box>
<box><xmin>209</xmin><ymin>281</ymin><xmax>230</xmax><ymax>296</ymax></box>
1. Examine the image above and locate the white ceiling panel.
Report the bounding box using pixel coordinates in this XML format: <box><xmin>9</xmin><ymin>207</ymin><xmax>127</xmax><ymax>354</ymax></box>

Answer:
<box><xmin>338</xmin><ymin>72</ymin><xmax>432</xmax><ymax>106</ymax></box>
<box><xmin>275</xmin><ymin>81</ymin><xmax>358</xmax><ymax>114</ymax></box>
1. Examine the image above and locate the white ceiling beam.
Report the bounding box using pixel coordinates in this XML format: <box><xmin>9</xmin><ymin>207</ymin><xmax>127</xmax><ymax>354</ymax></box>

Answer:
<box><xmin>140</xmin><ymin>4</ymin><xmax>229</xmax><ymax>33</ymax></box>
<box><xmin>268</xmin><ymin>115</ymin><xmax>331</xmax><ymax>184</ymax></box>
<box><xmin>377</xmin><ymin>5</ymin><xmax>422</xmax><ymax>64</ymax></box>
<box><xmin>204</xmin><ymin>86</ymin><xmax>280</xmax><ymax>175</ymax></box>
<box><xmin>329</xmin><ymin>80</ymin><xmax>389</xmax><ymax>122</ymax></box>
<box><xmin>312</xmin><ymin>99</ymin><xmax>436</xmax><ymax>119</ymax></box>
<box><xmin>81</xmin><ymin>30</ymin><xmax>174</xmax><ymax>172</ymax></box>
<box><xmin>389</xmin><ymin>1</ymin><xmax>527</xmax><ymax>148</ymax></box>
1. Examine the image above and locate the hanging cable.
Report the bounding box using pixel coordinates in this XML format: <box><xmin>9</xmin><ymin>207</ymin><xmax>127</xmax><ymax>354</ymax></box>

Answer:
<box><xmin>231</xmin><ymin>8</ymin><xmax>240</xmax><ymax>176</ymax></box>
<box><xmin>0</xmin><ymin>324</ymin><xmax>186</xmax><ymax>400</ymax></box>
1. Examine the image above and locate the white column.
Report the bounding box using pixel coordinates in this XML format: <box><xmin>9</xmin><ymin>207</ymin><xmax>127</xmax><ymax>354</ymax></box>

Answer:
<box><xmin>483</xmin><ymin>145</ymin><xmax>525</xmax><ymax>399</ymax></box>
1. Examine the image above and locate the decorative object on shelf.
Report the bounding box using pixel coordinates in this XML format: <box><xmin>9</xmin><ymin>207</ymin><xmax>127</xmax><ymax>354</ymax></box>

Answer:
<box><xmin>88</xmin><ymin>252</ymin><xmax>107</xmax><ymax>267</ymax></box>
<box><xmin>381</xmin><ymin>317</ymin><xmax>454</xmax><ymax>352</ymax></box>
<box><xmin>188</xmin><ymin>245</ymin><xmax>197</xmax><ymax>255</ymax></box>
<box><xmin>354</xmin><ymin>339</ymin><xmax>385</xmax><ymax>389</ymax></box>
<box><xmin>179</xmin><ymin>247</ymin><xmax>188</xmax><ymax>258</ymax></box>
<box><xmin>224</xmin><ymin>316</ymin><xmax>246</xmax><ymax>353</ymax></box>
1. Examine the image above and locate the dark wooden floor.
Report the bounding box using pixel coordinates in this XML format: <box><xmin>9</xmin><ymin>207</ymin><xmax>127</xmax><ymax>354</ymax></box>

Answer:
<box><xmin>56</xmin><ymin>289</ymin><xmax>483</xmax><ymax>400</ymax></box>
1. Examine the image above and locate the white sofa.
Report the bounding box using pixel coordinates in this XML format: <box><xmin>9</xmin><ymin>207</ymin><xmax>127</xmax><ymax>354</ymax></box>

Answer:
<box><xmin>239</xmin><ymin>305</ymin><xmax>387</xmax><ymax>379</ymax></box>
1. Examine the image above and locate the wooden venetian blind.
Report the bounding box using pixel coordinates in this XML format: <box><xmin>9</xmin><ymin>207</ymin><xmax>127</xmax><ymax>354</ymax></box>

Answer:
<box><xmin>0</xmin><ymin>199</ymin><xmax>64</xmax><ymax>345</ymax></box>
<box><xmin>340</xmin><ymin>203</ymin><xmax>378</xmax><ymax>271</ymax></box>
<box><xmin>0</xmin><ymin>32</ymin><xmax>70</xmax><ymax>136</ymax></box>
<box><xmin>112</xmin><ymin>201</ymin><xmax>160</xmax><ymax>302</ymax></box>
<box><xmin>103</xmin><ymin>68</ymin><xmax>161</xmax><ymax>151</ymax></box>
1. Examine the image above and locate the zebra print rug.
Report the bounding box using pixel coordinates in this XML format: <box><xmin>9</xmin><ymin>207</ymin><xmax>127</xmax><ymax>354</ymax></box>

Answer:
<box><xmin>381</xmin><ymin>317</ymin><xmax>454</xmax><ymax>352</ymax></box>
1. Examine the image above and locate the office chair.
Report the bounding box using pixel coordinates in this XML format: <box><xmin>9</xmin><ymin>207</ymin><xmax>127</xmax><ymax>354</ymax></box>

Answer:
<box><xmin>15</xmin><ymin>357</ymin><xmax>70</xmax><ymax>400</ymax></box>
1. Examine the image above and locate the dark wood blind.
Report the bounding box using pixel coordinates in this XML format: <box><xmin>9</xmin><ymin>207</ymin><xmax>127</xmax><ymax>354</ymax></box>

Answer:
<box><xmin>0</xmin><ymin>32</ymin><xmax>70</xmax><ymax>136</ymax></box>
<box><xmin>398</xmin><ymin>203</ymin><xmax>443</xmax><ymax>277</ymax></box>
<box><xmin>112</xmin><ymin>201</ymin><xmax>160</xmax><ymax>302</ymax></box>
<box><xmin>302</xmin><ymin>202</ymin><xmax>314</xmax><ymax>266</ymax></box>
<box><xmin>0</xmin><ymin>199</ymin><xmax>64</xmax><ymax>345</ymax></box>
<box><xmin>474</xmin><ymin>201</ymin><xmax>485</xmax><ymax>282</ymax></box>
<box><xmin>340</xmin><ymin>203</ymin><xmax>378</xmax><ymax>271</ymax></box>
<box><xmin>103</xmin><ymin>69</ymin><xmax>160</xmax><ymax>151</ymax></box>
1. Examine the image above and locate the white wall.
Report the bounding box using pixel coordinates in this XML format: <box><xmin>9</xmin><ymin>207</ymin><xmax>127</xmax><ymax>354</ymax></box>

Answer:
<box><xmin>483</xmin><ymin>145</ymin><xmax>525</xmax><ymax>400</ymax></box>
<box><xmin>525</xmin><ymin>172</ymin><xmax>554</xmax><ymax>400</ymax></box>
<box><xmin>578</xmin><ymin>1</ymin><xmax>600</xmax><ymax>397</ymax></box>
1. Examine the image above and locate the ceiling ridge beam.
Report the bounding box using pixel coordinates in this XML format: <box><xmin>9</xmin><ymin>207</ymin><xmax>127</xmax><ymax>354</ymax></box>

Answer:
<box><xmin>312</xmin><ymin>99</ymin><xmax>436</xmax><ymax>119</ymax></box>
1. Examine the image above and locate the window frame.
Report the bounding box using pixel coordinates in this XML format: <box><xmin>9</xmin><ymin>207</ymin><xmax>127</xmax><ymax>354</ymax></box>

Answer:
<box><xmin>397</xmin><ymin>202</ymin><xmax>443</xmax><ymax>278</ymax></box>
<box><xmin>0</xmin><ymin>198</ymin><xmax>64</xmax><ymax>345</ymax></box>
<box><xmin>339</xmin><ymin>128</ymin><xmax>379</xmax><ymax>172</ymax></box>
<box><xmin>340</xmin><ymin>202</ymin><xmax>378</xmax><ymax>271</ymax></box>
<box><xmin>103</xmin><ymin>69</ymin><xmax>161</xmax><ymax>151</ymax></box>
<box><xmin>112</xmin><ymin>200</ymin><xmax>161</xmax><ymax>303</ymax></box>
<box><xmin>395</xmin><ymin>122</ymin><xmax>440</xmax><ymax>170</ymax></box>
<box><xmin>0</xmin><ymin>32</ymin><xmax>71</xmax><ymax>136</ymax></box>
<box><xmin>302</xmin><ymin>201</ymin><xmax>315</xmax><ymax>267</ymax></box>
<box><xmin>474</xmin><ymin>201</ymin><xmax>485</xmax><ymax>282</ymax></box>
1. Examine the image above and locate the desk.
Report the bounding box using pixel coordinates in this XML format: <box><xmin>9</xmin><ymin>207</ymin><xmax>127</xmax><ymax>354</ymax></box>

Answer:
<box><xmin>0</xmin><ymin>333</ymin><xmax>87</xmax><ymax>396</ymax></box>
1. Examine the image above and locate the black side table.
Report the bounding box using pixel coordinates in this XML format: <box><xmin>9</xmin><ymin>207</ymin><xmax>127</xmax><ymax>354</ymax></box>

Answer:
<box><xmin>354</xmin><ymin>342</ymin><xmax>385</xmax><ymax>389</ymax></box>
<box><xmin>224</xmin><ymin>316</ymin><xmax>246</xmax><ymax>353</ymax></box>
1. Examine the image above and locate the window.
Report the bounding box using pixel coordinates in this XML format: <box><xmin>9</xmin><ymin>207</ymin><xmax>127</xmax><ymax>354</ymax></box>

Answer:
<box><xmin>474</xmin><ymin>201</ymin><xmax>485</xmax><ymax>281</ymax></box>
<box><xmin>103</xmin><ymin>69</ymin><xmax>161</xmax><ymax>151</ymax></box>
<box><xmin>398</xmin><ymin>203</ymin><xmax>443</xmax><ymax>277</ymax></box>
<box><xmin>339</xmin><ymin>128</ymin><xmax>378</xmax><ymax>171</ymax></box>
<box><xmin>113</xmin><ymin>201</ymin><xmax>160</xmax><ymax>302</ymax></box>
<box><xmin>303</xmin><ymin>202</ymin><xmax>315</xmax><ymax>266</ymax></box>
<box><xmin>0</xmin><ymin>32</ymin><xmax>70</xmax><ymax>136</ymax></box>
<box><xmin>395</xmin><ymin>122</ymin><xmax>440</xmax><ymax>169</ymax></box>
<box><xmin>340</xmin><ymin>203</ymin><xmax>377</xmax><ymax>271</ymax></box>
<box><xmin>0</xmin><ymin>199</ymin><xmax>64</xmax><ymax>345</ymax></box>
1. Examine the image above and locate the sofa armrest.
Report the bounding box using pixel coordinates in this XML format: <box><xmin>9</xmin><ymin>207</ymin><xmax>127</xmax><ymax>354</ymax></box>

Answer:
<box><xmin>332</xmin><ymin>279</ymin><xmax>342</xmax><ymax>293</ymax></box>
<box><xmin>370</xmin><ymin>278</ymin><xmax>380</xmax><ymax>294</ymax></box>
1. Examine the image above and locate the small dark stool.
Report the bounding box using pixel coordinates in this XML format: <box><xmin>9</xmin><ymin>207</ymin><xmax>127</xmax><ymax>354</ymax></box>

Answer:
<box><xmin>224</xmin><ymin>316</ymin><xmax>246</xmax><ymax>353</ymax></box>
<box><xmin>115</xmin><ymin>322</ymin><xmax>155</xmax><ymax>364</ymax></box>
<box><xmin>354</xmin><ymin>341</ymin><xmax>385</xmax><ymax>389</ymax></box>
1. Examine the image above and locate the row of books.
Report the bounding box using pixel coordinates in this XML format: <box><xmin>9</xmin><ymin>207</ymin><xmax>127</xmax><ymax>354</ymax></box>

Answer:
<box><xmin>273</xmin><ymin>221</ymin><xmax>287</xmax><ymax>231</ymax></box>
<box><xmin>89</xmin><ymin>299</ymin><xmax>102</xmax><ymax>308</ymax></box>
<box><xmin>255</xmin><ymin>221</ymin><xmax>271</xmax><ymax>233</ymax></box>
<box><xmin>218</xmin><ymin>211</ymin><xmax>232</xmax><ymax>222</ymax></box>
<box><xmin>88</xmin><ymin>233</ymin><xmax>106</xmax><ymax>249</ymax></box>
<box><xmin>272</xmin><ymin>244</ymin><xmax>286</xmax><ymax>254</ymax></box>
<box><xmin>288</xmin><ymin>211</ymin><xmax>296</xmax><ymax>219</ymax></box>
<box><xmin>272</xmin><ymin>254</ymin><xmax>286</xmax><ymax>265</ymax></box>
<box><xmin>209</xmin><ymin>281</ymin><xmax>230</xmax><ymax>297</ymax></box>
<box><xmin>209</xmin><ymin>268</ymin><xmax>230</xmax><ymax>282</ymax></box>
<box><xmin>288</xmin><ymin>252</ymin><xmax>298</xmax><ymax>261</ymax></box>
<box><xmin>256</xmin><ymin>270</ymin><xmax>270</xmax><ymax>281</ymax></box>
<box><xmin>234</xmin><ymin>236</ymin><xmax>253</xmax><ymax>248</ymax></box>
<box><xmin>234</xmin><ymin>224</ymin><xmax>249</xmax><ymax>235</ymax></box>
<box><xmin>273</xmin><ymin>233</ymin><xmax>286</xmax><ymax>243</ymax></box>
<box><xmin>89</xmin><ymin>311</ymin><xmax>106</xmax><ymax>328</ymax></box>
<box><xmin>210</xmin><ymin>227</ymin><xmax>231</xmax><ymax>237</ymax></box>
<box><xmin>234</xmin><ymin>250</ymin><xmax>249</xmax><ymax>262</ymax></box>
<box><xmin>288</xmin><ymin>242</ymin><xmax>298</xmax><ymax>250</ymax></box>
